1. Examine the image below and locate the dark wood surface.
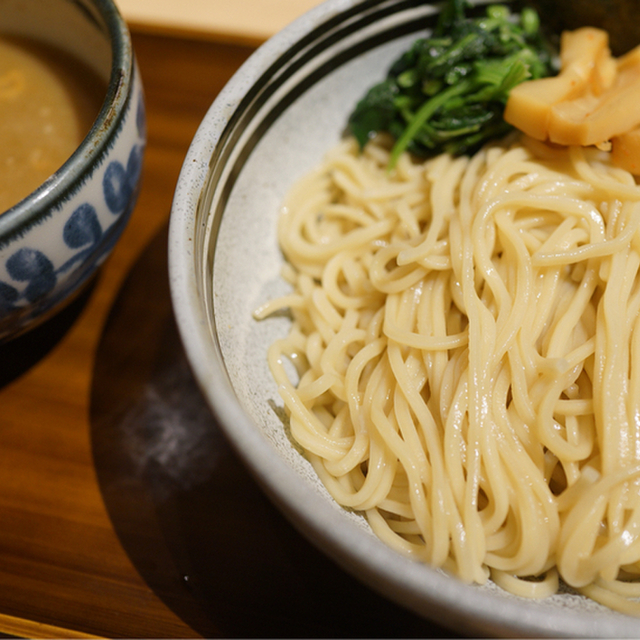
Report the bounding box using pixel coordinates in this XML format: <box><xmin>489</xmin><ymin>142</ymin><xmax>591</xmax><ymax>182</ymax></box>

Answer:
<box><xmin>0</xmin><ymin>30</ymin><xmax>457</xmax><ymax>638</ymax></box>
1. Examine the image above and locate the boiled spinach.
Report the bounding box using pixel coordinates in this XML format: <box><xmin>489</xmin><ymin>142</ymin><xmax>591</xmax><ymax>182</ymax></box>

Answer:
<box><xmin>348</xmin><ymin>0</ymin><xmax>555</xmax><ymax>167</ymax></box>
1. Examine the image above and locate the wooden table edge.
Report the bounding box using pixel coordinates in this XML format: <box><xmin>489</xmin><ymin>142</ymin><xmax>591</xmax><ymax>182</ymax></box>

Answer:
<box><xmin>125</xmin><ymin>19</ymin><xmax>268</xmax><ymax>48</ymax></box>
<box><xmin>0</xmin><ymin>612</ymin><xmax>103</xmax><ymax>639</ymax></box>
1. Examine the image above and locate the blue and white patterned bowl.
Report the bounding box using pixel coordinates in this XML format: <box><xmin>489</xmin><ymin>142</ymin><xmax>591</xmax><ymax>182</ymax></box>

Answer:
<box><xmin>0</xmin><ymin>0</ymin><xmax>145</xmax><ymax>341</ymax></box>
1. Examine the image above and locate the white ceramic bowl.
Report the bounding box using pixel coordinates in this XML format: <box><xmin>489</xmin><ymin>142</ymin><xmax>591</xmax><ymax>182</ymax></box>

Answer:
<box><xmin>169</xmin><ymin>1</ymin><xmax>640</xmax><ymax>636</ymax></box>
<box><xmin>0</xmin><ymin>0</ymin><xmax>145</xmax><ymax>341</ymax></box>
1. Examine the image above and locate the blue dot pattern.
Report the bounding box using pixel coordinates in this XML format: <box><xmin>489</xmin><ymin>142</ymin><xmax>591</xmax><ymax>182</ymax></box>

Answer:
<box><xmin>0</xmin><ymin>74</ymin><xmax>146</xmax><ymax>332</ymax></box>
<box><xmin>6</xmin><ymin>248</ymin><xmax>56</xmax><ymax>303</ymax></box>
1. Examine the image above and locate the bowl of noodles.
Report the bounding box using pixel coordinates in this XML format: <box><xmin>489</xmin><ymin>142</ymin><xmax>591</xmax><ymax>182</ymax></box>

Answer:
<box><xmin>168</xmin><ymin>0</ymin><xmax>640</xmax><ymax>636</ymax></box>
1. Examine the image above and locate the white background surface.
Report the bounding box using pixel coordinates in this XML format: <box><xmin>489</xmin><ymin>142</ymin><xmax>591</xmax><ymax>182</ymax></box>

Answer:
<box><xmin>114</xmin><ymin>0</ymin><xmax>325</xmax><ymax>43</ymax></box>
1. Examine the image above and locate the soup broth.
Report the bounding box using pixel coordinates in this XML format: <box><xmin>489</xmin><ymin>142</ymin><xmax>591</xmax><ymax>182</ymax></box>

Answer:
<box><xmin>0</xmin><ymin>36</ymin><xmax>106</xmax><ymax>212</ymax></box>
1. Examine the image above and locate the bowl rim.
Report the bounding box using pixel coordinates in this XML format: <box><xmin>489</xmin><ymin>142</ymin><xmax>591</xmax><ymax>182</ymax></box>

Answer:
<box><xmin>168</xmin><ymin>0</ymin><xmax>640</xmax><ymax>636</ymax></box>
<box><xmin>0</xmin><ymin>0</ymin><xmax>134</xmax><ymax>241</ymax></box>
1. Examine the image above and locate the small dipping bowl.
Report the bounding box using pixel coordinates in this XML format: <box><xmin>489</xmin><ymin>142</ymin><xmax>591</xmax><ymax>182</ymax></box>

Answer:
<box><xmin>0</xmin><ymin>0</ymin><xmax>145</xmax><ymax>341</ymax></box>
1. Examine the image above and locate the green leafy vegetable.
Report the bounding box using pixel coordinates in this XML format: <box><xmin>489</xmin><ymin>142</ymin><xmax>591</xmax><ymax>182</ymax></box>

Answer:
<box><xmin>347</xmin><ymin>0</ymin><xmax>556</xmax><ymax>168</ymax></box>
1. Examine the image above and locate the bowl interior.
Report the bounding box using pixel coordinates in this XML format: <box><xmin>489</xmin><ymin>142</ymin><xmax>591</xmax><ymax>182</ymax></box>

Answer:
<box><xmin>170</xmin><ymin>1</ymin><xmax>640</xmax><ymax>637</ymax></box>
<box><xmin>0</xmin><ymin>0</ymin><xmax>114</xmax><ymax>82</ymax></box>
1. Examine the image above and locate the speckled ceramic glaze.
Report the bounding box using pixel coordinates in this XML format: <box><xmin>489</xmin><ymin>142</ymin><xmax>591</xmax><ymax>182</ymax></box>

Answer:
<box><xmin>169</xmin><ymin>1</ymin><xmax>640</xmax><ymax>637</ymax></box>
<box><xmin>0</xmin><ymin>0</ymin><xmax>145</xmax><ymax>340</ymax></box>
